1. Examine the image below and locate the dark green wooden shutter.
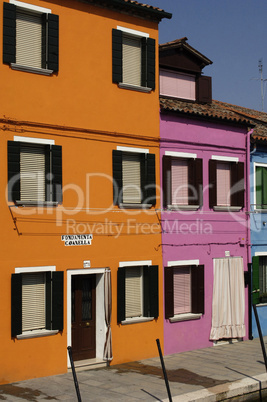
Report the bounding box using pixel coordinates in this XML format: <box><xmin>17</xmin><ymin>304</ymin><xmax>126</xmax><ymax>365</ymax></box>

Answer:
<box><xmin>117</xmin><ymin>268</ymin><xmax>126</xmax><ymax>322</ymax></box>
<box><xmin>8</xmin><ymin>141</ymin><xmax>21</xmax><ymax>202</ymax></box>
<box><xmin>145</xmin><ymin>153</ymin><xmax>156</xmax><ymax>205</ymax></box>
<box><xmin>165</xmin><ymin>267</ymin><xmax>174</xmax><ymax>319</ymax></box>
<box><xmin>41</xmin><ymin>13</ymin><xmax>47</xmax><ymax>69</ymax></box>
<box><xmin>11</xmin><ymin>273</ymin><xmax>22</xmax><ymax>337</ymax></box>
<box><xmin>188</xmin><ymin>158</ymin><xmax>203</xmax><ymax>206</ymax></box>
<box><xmin>112</xmin><ymin>29</ymin><xmax>122</xmax><ymax>83</ymax></box>
<box><xmin>47</xmin><ymin>14</ymin><xmax>59</xmax><ymax>71</ymax></box>
<box><xmin>162</xmin><ymin>155</ymin><xmax>172</xmax><ymax>208</ymax></box>
<box><xmin>148</xmin><ymin>265</ymin><xmax>158</xmax><ymax>318</ymax></box>
<box><xmin>209</xmin><ymin>159</ymin><xmax>217</xmax><ymax>208</ymax></box>
<box><xmin>252</xmin><ymin>256</ymin><xmax>260</xmax><ymax>305</ymax></box>
<box><xmin>51</xmin><ymin>145</ymin><xmax>62</xmax><ymax>203</ymax></box>
<box><xmin>141</xmin><ymin>37</ymin><xmax>147</xmax><ymax>87</ymax></box>
<box><xmin>51</xmin><ymin>271</ymin><xmax>64</xmax><ymax>331</ymax></box>
<box><xmin>262</xmin><ymin>167</ymin><xmax>267</xmax><ymax>208</ymax></box>
<box><xmin>256</xmin><ymin>166</ymin><xmax>263</xmax><ymax>209</ymax></box>
<box><xmin>3</xmin><ymin>2</ymin><xmax>16</xmax><ymax>64</ymax></box>
<box><xmin>146</xmin><ymin>38</ymin><xmax>155</xmax><ymax>90</ymax></box>
<box><xmin>191</xmin><ymin>265</ymin><xmax>205</xmax><ymax>314</ymax></box>
<box><xmin>113</xmin><ymin>150</ymin><xmax>123</xmax><ymax>205</ymax></box>
<box><xmin>45</xmin><ymin>271</ymin><xmax>52</xmax><ymax>329</ymax></box>
<box><xmin>231</xmin><ymin>162</ymin><xmax>244</xmax><ymax>207</ymax></box>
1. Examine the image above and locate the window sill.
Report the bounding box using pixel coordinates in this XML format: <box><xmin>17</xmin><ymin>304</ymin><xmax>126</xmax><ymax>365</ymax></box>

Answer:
<box><xmin>169</xmin><ymin>313</ymin><xmax>202</xmax><ymax>323</ymax></box>
<box><xmin>118</xmin><ymin>83</ymin><xmax>152</xmax><ymax>93</ymax></box>
<box><xmin>167</xmin><ymin>205</ymin><xmax>200</xmax><ymax>211</ymax></box>
<box><xmin>15</xmin><ymin>201</ymin><xmax>59</xmax><ymax>207</ymax></box>
<box><xmin>119</xmin><ymin>203</ymin><xmax>152</xmax><ymax>209</ymax></box>
<box><xmin>121</xmin><ymin>317</ymin><xmax>154</xmax><ymax>325</ymax></box>
<box><xmin>17</xmin><ymin>329</ymin><xmax>59</xmax><ymax>339</ymax></box>
<box><xmin>213</xmin><ymin>206</ymin><xmax>242</xmax><ymax>212</ymax></box>
<box><xmin>11</xmin><ymin>63</ymin><xmax>54</xmax><ymax>76</ymax></box>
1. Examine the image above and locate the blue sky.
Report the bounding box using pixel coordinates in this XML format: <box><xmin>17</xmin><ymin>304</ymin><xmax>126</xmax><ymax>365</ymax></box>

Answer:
<box><xmin>151</xmin><ymin>0</ymin><xmax>267</xmax><ymax>112</ymax></box>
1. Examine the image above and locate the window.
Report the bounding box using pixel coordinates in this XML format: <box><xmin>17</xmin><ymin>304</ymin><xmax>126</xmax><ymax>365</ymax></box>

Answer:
<box><xmin>8</xmin><ymin>140</ymin><xmax>62</xmax><ymax>205</ymax></box>
<box><xmin>11</xmin><ymin>269</ymin><xmax>64</xmax><ymax>337</ymax></box>
<box><xmin>113</xmin><ymin>148</ymin><xmax>156</xmax><ymax>207</ymax></box>
<box><xmin>252</xmin><ymin>256</ymin><xmax>267</xmax><ymax>304</ymax></box>
<box><xmin>163</xmin><ymin>153</ymin><xmax>202</xmax><ymax>209</ymax></box>
<box><xmin>3</xmin><ymin>1</ymin><xmax>59</xmax><ymax>74</ymax></box>
<box><xmin>112</xmin><ymin>27</ymin><xmax>155</xmax><ymax>91</ymax></box>
<box><xmin>255</xmin><ymin>164</ymin><xmax>267</xmax><ymax>210</ymax></box>
<box><xmin>165</xmin><ymin>264</ymin><xmax>204</xmax><ymax>321</ymax></box>
<box><xmin>117</xmin><ymin>265</ymin><xmax>158</xmax><ymax>323</ymax></box>
<box><xmin>160</xmin><ymin>69</ymin><xmax>196</xmax><ymax>100</ymax></box>
<box><xmin>209</xmin><ymin>158</ymin><xmax>244</xmax><ymax>210</ymax></box>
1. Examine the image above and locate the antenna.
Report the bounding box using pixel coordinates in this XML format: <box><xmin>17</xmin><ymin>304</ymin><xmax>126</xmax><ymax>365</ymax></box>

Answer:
<box><xmin>251</xmin><ymin>59</ymin><xmax>267</xmax><ymax>111</ymax></box>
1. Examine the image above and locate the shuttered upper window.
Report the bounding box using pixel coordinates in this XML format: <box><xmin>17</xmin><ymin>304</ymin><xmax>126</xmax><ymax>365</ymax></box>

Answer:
<box><xmin>11</xmin><ymin>270</ymin><xmax>64</xmax><ymax>337</ymax></box>
<box><xmin>3</xmin><ymin>2</ymin><xmax>59</xmax><ymax>74</ymax></box>
<box><xmin>165</xmin><ymin>264</ymin><xmax>204</xmax><ymax>320</ymax></box>
<box><xmin>163</xmin><ymin>155</ymin><xmax>203</xmax><ymax>209</ymax></box>
<box><xmin>255</xmin><ymin>165</ymin><xmax>267</xmax><ymax>210</ymax></box>
<box><xmin>113</xmin><ymin>149</ymin><xmax>156</xmax><ymax>207</ymax></box>
<box><xmin>112</xmin><ymin>28</ymin><xmax>155</xmax><ymax>91</ymax></box>
<box><xmin>8</xmin><ymin>140</ymin><xmax>62</xmax><ymax>205</ymax></box>
<box><xmin>209</xmin><ymin>159</ymin><xmax>244</xmax><ymax>210</ymax></box>
<box><xmin>117</xmin><ymin>265</ymin><xmax>158</xmax><ymax>323</ymax></box>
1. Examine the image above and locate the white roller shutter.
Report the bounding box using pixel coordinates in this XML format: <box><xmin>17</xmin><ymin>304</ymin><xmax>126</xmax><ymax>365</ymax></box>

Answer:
<box><xmin>20</xmin><ymin>145</ymin><xmax>46</xmax><ymax>202</ymax></box>
<box><xmin>171</xmin><ymin>159</ymin><xmax>188</xmax><ymax>205</ymax></box>
<box><xmin>123</xmin><ymin>35</ymin><xmax>141</xmax><ymax>86</ymax></box>
<box><xmin>173</xmin><ymin>267</ymin><xmax>191</xmax><ymax>315</ymax></box>
<box><xmin>216</xmin><ymin>162</ymin><xmax>231</xmax><ymax>206</ymax></box>
<box><xmin>16</xmin><ymin>10</ymin><xmax>43</xmax><ymax>68</ymax></box>
<box><xmin>22</xmin><ymin>273</ymin><xmax>46</xmax><ymax>331</ymax></box>
<box><xmin>125</xmin><ymin>267</ymin><xmax>142</xmax><ymax>318</ymax></box>
<box><xmin>122</xmin><ymin>153</ymin><xmax>141</xmax><ymax>204</ymax></box>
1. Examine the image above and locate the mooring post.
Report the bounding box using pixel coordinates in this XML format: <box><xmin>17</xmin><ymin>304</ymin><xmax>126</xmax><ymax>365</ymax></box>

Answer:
<box><xmin>156</xmin><ymin>338</ymin><xmax>172</xmax><ymax>402</ymax></box>
<box><xmin>67</xmin><ymin>346</ymin><xmax>82</xmax><ymax>402</ymax></box>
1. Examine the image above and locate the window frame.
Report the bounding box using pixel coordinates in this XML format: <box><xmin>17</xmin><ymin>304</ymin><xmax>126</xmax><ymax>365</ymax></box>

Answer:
<box><xmin>252</xmin><ymin>254</ymin><xmax>267</xmax><ymax>305</ymax></box>
<box><xmin>163</xmin><ymin>151</ymin><xmax>203</xmax><ymax>210</ymax></box>
<box><xmin>209</xmin><ymin>156</ymin><xmax>244</xmax><ymax>211</ymax></box>
<box><xmin>117</xmin><ymin>261</ymin><xmax>158</xmax><ymax>325</ymax></box>
<box><xmin>165</xmin><ymin>260</ymin><xmax>204</xmax><ymax>322</ymax></box>
<box><xmin>3</xmin><ymin>1</ymin><xmax>59</xmax><ymax>75</ymax></box>
<box><xmin>7</xmin><ymin>137</ymin><xmax>62</xmax><ymax>206</ymax></box>
<box><xmin>113</xmin><ymin>146</ymin><xmax>156</xmax><ymax>209</ymax></box>
<box><xmin>11</xmin><ymin>266</ymin><xmax>64</xmax><ymax>339</ymax></box>
<box><xmin>254</xmin><ymin>162</ymin><xmax>267</xmax><ymax>211</ymax></box>
<box><xmin>112</xmin><ymin>26</ymin><xmax>155</xmax><ymax>92</ymax></box>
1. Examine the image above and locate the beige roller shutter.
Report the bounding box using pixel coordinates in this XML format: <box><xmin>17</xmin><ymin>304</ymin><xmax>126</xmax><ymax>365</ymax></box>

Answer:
<box><xmin>171</xmin><ymin>159</ymin><xmax>188</xmax><ymax>205</ymax></box>
<box><xmin>20</xmin><ymin>145</ymin><xmax>46</xmax><ymax>202</ymax></box>
<box><xmin>125</xmin><ymin>267</ymin><xmax>142</xmax><ymax>318</ymax></box>
<box><xmin>122</xmin><ymin>35</ymin><xmax>141</xmax><ymax>86</ymax></box>
<box><xmin>122</xmin><ymin>153</ymin><xmax>141</xmax><ymax>204</ymax></box>
<box><xmin>16</xmin><ymin>10</ymin><xmax>43</xmax><ymax>68</ymax></box>
<box><xmin>173</xmin><ymin>267</ymin><xmax>191</xmax><ymax>315</ymax></box>
<box><xmin>22</xmin><ymin>273</ymin><xmax>46</xmax><ymax>331</ymax></box>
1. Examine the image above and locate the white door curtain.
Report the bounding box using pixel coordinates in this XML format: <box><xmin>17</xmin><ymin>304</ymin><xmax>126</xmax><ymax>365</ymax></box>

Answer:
<box><xmin>103</xmin><ymin>269</ymin><xmax>113</xmax><ymax>362</ymax></box>
<box><xmin>210</xmin><ymin>257</ymin><xmax>246</xmax><ymax>341</ymax></box>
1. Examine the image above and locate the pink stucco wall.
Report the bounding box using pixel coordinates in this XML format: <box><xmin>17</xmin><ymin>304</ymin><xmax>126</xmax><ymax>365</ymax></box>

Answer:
<box><xmin>160</xmin><ymin>113</ymin><xmax>249</xmax><ymax>355</ymax></box>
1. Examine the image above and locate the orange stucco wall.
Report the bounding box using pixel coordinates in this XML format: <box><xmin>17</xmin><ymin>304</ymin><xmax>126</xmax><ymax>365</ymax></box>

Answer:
<box><xmin>0</xmin><ymin>0</ymin><xmax>163</xmax><ymax>384</ymax></box>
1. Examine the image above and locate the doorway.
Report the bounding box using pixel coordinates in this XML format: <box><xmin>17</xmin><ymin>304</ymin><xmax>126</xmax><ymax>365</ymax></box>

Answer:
<box><xmin>71</xmin><ymin>274</ymin><xmax>96</xmax><ymax>360</ymax></box>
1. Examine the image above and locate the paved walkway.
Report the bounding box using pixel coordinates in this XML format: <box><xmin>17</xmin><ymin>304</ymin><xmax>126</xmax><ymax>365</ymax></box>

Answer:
<box><xmin>1</xmin><ymin>337</ymin><xmax>267</xmax><ymax>401</ymax></box>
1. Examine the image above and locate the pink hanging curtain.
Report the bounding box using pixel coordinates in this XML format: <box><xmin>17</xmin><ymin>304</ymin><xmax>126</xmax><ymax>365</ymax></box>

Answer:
<box><xmin>103</xmin><ymin>269</ymin><xmax>113</xmax><ymax>362</ymax></box>
<box><xmin>210</xmin><ymin>257</ymin><xmax>246</xmax><ymax>340</ymax></box>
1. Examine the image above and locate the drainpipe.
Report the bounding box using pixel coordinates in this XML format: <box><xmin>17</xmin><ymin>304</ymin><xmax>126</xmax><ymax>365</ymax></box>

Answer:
<box><xmin>247</xmin><ymin>128</ymin><xmax>254</xmax><ymax>339</ymax></box>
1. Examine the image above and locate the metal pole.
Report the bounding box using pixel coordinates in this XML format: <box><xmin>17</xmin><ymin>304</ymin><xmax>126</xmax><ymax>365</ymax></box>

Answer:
<box><xmin>156</xmin><ymin>339</ymin><xmax>172</xmax><ymax>402</ymax></box>
<box><xmin>252</xmin><ymin>304</ymin><xmax>267</xmax><ymax>372</ymax></box>
<box><xmin>67</xmin><ymin>346</ymin><xmax>82</xmax><ymax>402</ymax></box>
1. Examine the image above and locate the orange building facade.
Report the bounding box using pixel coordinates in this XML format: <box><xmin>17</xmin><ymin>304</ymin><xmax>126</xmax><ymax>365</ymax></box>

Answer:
<box><xmin>0</xmin><ymin>0</ymin><xmax>171</xmax><ymax>383</ymax></box>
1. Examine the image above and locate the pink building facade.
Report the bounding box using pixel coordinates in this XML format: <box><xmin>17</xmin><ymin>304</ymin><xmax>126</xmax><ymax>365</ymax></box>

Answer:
<box><xmin>159</xmin><ymin>39</ymin><xmax>251</xmax><ymax>355</ymax></box>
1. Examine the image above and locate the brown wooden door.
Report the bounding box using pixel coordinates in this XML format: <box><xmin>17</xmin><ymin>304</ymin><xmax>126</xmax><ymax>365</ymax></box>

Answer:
<box><xmin>71</xmin><ymin>274</ymin><xmax>96</xmax><ymax>361</ymax></box>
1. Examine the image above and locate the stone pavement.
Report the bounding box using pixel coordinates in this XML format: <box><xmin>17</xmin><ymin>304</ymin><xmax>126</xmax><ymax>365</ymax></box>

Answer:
<box><xmin>1</xmin><ymin>337</ymin><xmax>267</xmax><ymax>401</ymax></box>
